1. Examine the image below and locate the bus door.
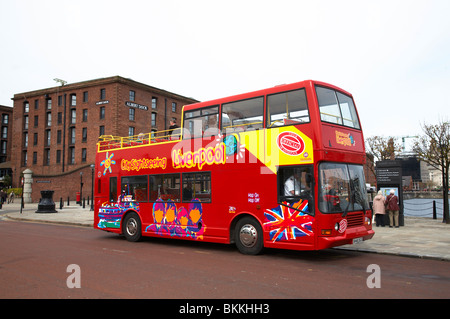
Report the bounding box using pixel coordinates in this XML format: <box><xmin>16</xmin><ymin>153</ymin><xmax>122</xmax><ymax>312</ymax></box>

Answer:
<box><xmin>264</xmin><ymin>165</ymin><xmax>315</xmax><ymax>248</ymax></box>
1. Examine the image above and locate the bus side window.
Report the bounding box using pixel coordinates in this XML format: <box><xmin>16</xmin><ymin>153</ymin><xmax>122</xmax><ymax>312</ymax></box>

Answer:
<box><xmin>222</xmin><ymin>97</ymin><xmax>264</xmax><ymax>133</ymax></box>
<box><xmin>182</xmin><ymin>172</ymin><xmax>211</xmax><ymax>203</ymax></box>
<box><xmin>183</xmin><ymin>106</ymin><xmax>219</xmax><ymax>139</ymax></box>
<box><xmin>267</xmin><ymin>89</ymin><xmax>309</xmax><ymax>127</ymax></box>
<box><xmin>150</xmin><ymin>174</ymin><xmax>181</xmax><ymax>202</ymax></box>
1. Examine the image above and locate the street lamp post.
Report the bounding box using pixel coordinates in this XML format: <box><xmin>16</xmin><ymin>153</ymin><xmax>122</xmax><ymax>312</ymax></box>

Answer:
<box><xmin>79</xmin><ymin>171</ymin><xmax>83</xmax><ymax>206</ymax></box>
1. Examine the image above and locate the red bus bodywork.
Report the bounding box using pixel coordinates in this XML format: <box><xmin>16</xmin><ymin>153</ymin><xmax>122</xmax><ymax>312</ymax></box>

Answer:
<box><xmin>94</xmin><ymin>80</ymin><xmax>374</xmax><ymax>254</ymax></box>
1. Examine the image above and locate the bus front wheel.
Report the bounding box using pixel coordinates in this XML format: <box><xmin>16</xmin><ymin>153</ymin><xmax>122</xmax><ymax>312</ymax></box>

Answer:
<box><xmin>123</xmin><ymin>212</ymin><xmax>142</xmax><ymax>242</ymax></box>
<box><xmin>235</xmin><ymin>217</ymin><xmax>263</xmax><ymax>255</ymax></box>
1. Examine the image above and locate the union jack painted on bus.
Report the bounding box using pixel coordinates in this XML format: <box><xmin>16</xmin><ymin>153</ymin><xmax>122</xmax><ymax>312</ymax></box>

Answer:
<box><xmin>264</xmin><ymin>200</ymin><xmax>314</xmax><ymax>242</ymax></box>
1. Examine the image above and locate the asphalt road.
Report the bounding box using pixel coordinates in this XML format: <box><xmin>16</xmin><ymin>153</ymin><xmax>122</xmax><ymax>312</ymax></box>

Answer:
<box><xmin>1</xmin><ymin>219</ymin><xmax>449</xmax><ymax>300</ymax></box>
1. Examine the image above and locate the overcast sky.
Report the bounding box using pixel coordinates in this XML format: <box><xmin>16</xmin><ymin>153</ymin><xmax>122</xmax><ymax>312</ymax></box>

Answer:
<box><xmin>1</xmin><ymin>0</ymin><xmax>449</xmax><ymax>151</ymax></box>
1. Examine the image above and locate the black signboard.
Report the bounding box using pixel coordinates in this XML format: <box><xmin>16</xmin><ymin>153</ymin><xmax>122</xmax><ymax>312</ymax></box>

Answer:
<box><xmin>375</xmin><ymin>160</ymin><xmax>404</xmax><ymax>226</ymax></box>
<box><xmin>375</xmin><ymin>167</ymin><xmax>402</xmax><ymax>184</ymax></box>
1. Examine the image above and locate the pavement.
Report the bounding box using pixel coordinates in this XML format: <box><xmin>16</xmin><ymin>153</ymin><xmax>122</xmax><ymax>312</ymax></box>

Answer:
<box><xmin>1</xmin><ymin>201</ymin><xmax>449</xmax><ymax>261</ymax></box>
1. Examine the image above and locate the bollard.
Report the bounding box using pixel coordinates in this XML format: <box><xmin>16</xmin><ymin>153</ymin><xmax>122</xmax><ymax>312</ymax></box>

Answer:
<box><xmin>35</xmin><ymin>190</ymin><xmax>57</xmax><ymax>213</ymax></box>
<box><xmin>60</xmin><ymin>197</ymin><xmax>63</xmax><ymax>210</ymax></box>
<box><xmin>83</xmin><ymin>198</ymin><xmax>85</xmax><ymax>209</ymax></box>
<box><xmin>67</xmin><ymin>196</ymin><xmax>70</xmax><ymax>206</ymax></box>
<box><xmin>433</xmin><ymin>201</ymin><xmax>437</xmax><ymax>219</ymax></box>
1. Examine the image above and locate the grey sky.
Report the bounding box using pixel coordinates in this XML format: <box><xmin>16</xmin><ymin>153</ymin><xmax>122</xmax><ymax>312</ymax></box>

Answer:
<box><xmin>1</xmin><ymin>0</ymin><xmax>449</xmax><ymax>151</ymax></box>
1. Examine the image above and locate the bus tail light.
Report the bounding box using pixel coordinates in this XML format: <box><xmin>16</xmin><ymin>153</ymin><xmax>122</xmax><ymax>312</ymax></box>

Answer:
<box><xmin>321</xmin><ymin>229</ymin><xmax>332</xmax><ymax>236</ymax></box>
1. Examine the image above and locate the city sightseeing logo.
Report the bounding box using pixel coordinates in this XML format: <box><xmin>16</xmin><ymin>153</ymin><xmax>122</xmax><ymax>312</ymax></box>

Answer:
<box><xmin>276</xmin><ymin>131</ymin><xmax>305</xmax><ymax>156</ymax></box>
<box><xmin>335</xmin><ymin>131</ymin><xmax>356</xmax><ymax>147</ymax></box>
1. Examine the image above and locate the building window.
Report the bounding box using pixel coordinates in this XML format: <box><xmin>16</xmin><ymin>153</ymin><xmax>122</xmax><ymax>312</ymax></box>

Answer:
<box><xmin>100</xmin><ymin>107</ymin><xmax>105</xmax><ymax>119</ymax></box>
<box><xmin>151</xmin><ymin>112</ymin><xmax>157</xmax><ymax>127</ymax></box>
<box><xmin>33</xmin><ymin>133</ymin><xmax>38</xmax><ymax>146</ymax></box>
<box><xmin>152</xmin><ymin>97</ymin><xmax>157</xmax><ymax>109</ymax></box>
<box><xmin>44</xmin><ymin>149</ymin><xmax>50</xmax><ymax>166</ymax></box>
<box><xmin>83</xmin><ymin>91</ymin><xmax>88</xmax><ymax>103</ymax></box>
<box><xmin>46</xmin><ymin>112</ymin><xmax>52</xmax><ymax>127</ymax></box>
<box><xmin>99</xmin><ymin>126</ymin><xmax>105</xmax><ymax>136</ymax></box>
<box><xmin>24</xmin><ymin>115</ymin><xmax>29</xmax><ymax>130</ymax></box>
<box><xmin>58</xmin><ymin>95</ymin><xmax>63</xmax><ymax>106</ymax></box>
<box><xmin>23</xmin><ymin>132</ymin><xmax>28</xmax><ymax>148</ymax></box>
<box><xmin>172</xmin><ymin>102</ymin><xmax>177</xmax><ymax>112</ymax></box>
<box><xmin>46</xmin><ymin>129</ymin><xmax>51</xmax><ymax>146</ymax></box>
<box><xmin>70</xmin><ymin>94</ymin><xmax>76</xmax><ymax>106</ymax></box>
<box><xmin>56</xmin><ymin>150</ymin><xmax>61</xmax><ymax>164</ymax></box>
<box><xmin>82</xmin><ymin>127</ymin><xmax>87</xmax><ymax>142</ymax></box>
<box><xmin>46</xmin><ymin>99</ymin><xmax>52</xmax><ymax>110</ymax></box>
<box><xmin>24</xmin><ymin>101</ymin><xmax>29</xmax><ymax>113</ymax></box>
<box><xmin>70</xmin><ymin>127</ymin><xmax>76</xmax><ymax>144</ymax></box>
<box><xmin>34</xmin><ymin>100</ymin><xmax>39</xmax><ymax>109</ymax></box>
<box><xmin>71</xmin><ymin>109</ymin><xmax>76</xmax><ymax>124</ymax></box>
<box><xmin>2</xmin><ymin>114</ymin><xmax>8</xmax><ymax>124</ymax></box>
<box><xmin>33</xmin><ymin>152</ymin><xmax>37</xmax><ymax>165</ymax></box>
<box><xmin>23</xmin><ymin>151</ymin><xmax>28</xmax><ymax>166</ymax></box>
<box><xmin>1</xmin><ymin>141</ymin><xmax>6</xmax><ymax>155</ymax></box>
<box><xmin>82</xmin><ymin>109</ymin><xmax>88</xmax><ymax>122</ymax></box>
<box><xmin>81</xmin><ymin>148</ymin><xmax>87</xmax><ymax>162</ymax></box>
<box><xmin>57</xmin><ymin>130</ymin><xmax>62</xmax><ymax>144</ymax></box>
<box><xmin>100</xmin><ymin>88</ymin><xmax>106</xmax><ymax>100</ymax></box>
<box><xmin>2</xmin><ymin>127</ymin><xmax>7</xmax><ymax>139</ymax></box>
<box><xmin>129</xmin><ymin>90</ymin><xmax>135</xmax><ymax>101</ymax></box>
<box><xmin>128</xmin><ymin>127</ymin><xmax>135</xmax><ymax>136</ymax></box>
<box><xmin>34</xmin><ymin>115</ymin><xmax>39</xmax><ymax>127</ymax></box>
<box><xmin>129</xmin><ymin>108</ymin><xmax>135</xmax><ymax>121</ymax></box>
<box><xmin>69</xmin><ymin>147</ymin><xmax>75</xmax><ymax>164</ymax></box>
<box><xmin>58</xmin><ymin>112</ymin><xmax>62</xmax><ymax>125</ymax></box>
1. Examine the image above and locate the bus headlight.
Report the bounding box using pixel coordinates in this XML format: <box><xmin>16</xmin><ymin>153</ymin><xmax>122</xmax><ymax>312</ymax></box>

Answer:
<box><xmin>334</xmin><ymin>222</ymin><xmax>340</xmax><ymax>231</ymax></box>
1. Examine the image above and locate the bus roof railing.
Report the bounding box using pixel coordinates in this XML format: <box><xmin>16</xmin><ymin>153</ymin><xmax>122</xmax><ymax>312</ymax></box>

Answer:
<box><xmin>97</xmin><ymin>129</ymin><xmax>181</xmax><ymax>152</ymax></box>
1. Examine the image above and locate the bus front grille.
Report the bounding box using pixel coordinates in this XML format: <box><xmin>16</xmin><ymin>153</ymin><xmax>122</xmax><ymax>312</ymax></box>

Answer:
<box><xmin>346</xmin><ymin>213</ymin><xmax>363</xmax><ymax>228</ymax></box>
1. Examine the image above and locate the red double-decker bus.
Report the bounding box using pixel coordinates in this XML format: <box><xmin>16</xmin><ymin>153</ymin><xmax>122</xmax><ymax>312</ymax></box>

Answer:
<box><xmin>94</xmin><ymin>80</ymin><xmax>374</xmax><ymax>254</ymax></box>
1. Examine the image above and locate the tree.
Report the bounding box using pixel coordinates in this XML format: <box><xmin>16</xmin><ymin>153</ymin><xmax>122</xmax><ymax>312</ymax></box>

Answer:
<box><xmin>413</xmin><ymin>120</ymin><xmax>450</xmax><ymax>224</ymax></box>
<box><xmin>366</xmin><ymin>136</ymin><xmax>402</xmax><ymax>162</ymax></box>
<box><xmin>365</xmin><ymin>136</ymin><xmax>402</xmax><ymax>178</ymax></box>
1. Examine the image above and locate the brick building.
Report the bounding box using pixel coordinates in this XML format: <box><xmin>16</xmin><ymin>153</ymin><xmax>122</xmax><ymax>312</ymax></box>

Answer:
<box><xmin>0</xmin><ymin>105</ymin><xmax>13</xmax><ymax>186</ymax></box>
<box><xmin>12</xmin><ymin>76</ymin><xmax>198</xmax><ymax>202</ymax></box>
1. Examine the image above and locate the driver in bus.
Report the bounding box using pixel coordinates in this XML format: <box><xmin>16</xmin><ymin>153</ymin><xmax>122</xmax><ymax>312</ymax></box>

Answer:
<box><xmin>284</xmin><ymin>173</ymin><xmax>301</xmax><ymax>197</ymax></box>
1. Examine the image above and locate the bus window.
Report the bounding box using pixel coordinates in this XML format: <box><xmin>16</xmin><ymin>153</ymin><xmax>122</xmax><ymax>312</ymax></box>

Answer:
<box><xmin>121</xmin><ymin>175</ymin><xmax>148</xmax><ymax>201</ymax></box>
<box><xmin>267</xmin><ymin>89</ymin><xmax>309</xmax><ymax>127</ymax></box>
<box><xmin>317</xmin><ymin>86</ymin><xmax>360</xmax><ymax>129</ymax></box>
<box><xmin>336</xmin><ymin>92</ymin><xmax>360</xmax><ymax>129</ymax></box>
<box><xmin>222</xmin><ymin>97</ymin><xmax>263</xmax><ymax>133</ymax></box>
<box><xmin>318</xmin><ymin>163</ymin><xmax>368</xmax><ymax>213</ymax></box>
<box><xmin>183</xmin><ymin>106</ymin><xmax>219</xmax><ymax>138</ymax></box>
<box><xmin>182</xmin><ymin>172</ymin><xmax>211</xmax><ymax>203</ymax></box>
<box><xmin>109</xmin><ymin>177</ymin><xmax>117</xmax><ymax>202</ymax></box>
<box><xmin>278</xmin><ymin>165</ymin><xmax>314</xmax><ymax>215</ymax></box>
<box><xmin>150</xmin><ymin>174</ymin><xmax>180</xmax><ymax>202</ymax></box>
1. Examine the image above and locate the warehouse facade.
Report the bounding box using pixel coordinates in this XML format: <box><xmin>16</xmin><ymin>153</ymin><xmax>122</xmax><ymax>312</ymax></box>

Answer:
<box><xmin>12</xmin><ymin>76</ymin><xmax>198</xmax><ymax>202</ymax></box>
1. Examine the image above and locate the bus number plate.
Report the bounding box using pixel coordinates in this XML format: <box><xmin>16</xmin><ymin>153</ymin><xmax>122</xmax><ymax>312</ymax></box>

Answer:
<box><xmin>353</xmin><ymin>237</ymin><xmax>363</xmax><ymax>244</ymax></box>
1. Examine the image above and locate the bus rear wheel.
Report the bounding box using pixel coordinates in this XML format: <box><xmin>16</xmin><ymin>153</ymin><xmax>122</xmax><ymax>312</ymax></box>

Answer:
<box><xmin>235</xmin><ymin>217</ymin><xmax>264</xmax><ymax>255</ymax></box>
<box><xmin>123</xmin><ymin>212</ymin><xmax>142</xmax><ymax>242</ymax></box>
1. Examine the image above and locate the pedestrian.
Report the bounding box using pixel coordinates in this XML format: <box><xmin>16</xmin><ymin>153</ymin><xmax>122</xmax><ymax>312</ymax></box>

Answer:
<box><xmin>386</xmin><ymin>189</ymin><xmax>400</xmax><ymax>228</ymax></box>
<box><xmin>8</xmin><ymin>191</ymin><xmax>14</xmax><ymax>203</ymax></box>
<box><xmin>168</xmin><ymin>119</ymin><xmax>180</xmax><ymax>140</ymax></box>
<box><xmin>373</xmin><ymin>190</ymin><xmax>386</xmax><ymax>227</ymax></box>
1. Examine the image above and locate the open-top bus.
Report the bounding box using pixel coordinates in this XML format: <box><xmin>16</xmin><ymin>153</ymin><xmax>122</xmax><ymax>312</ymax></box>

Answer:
<box><xmin>94</xmin><ymin>80</ymin><xmax>374</xmax><ymax>254</ymax></box>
